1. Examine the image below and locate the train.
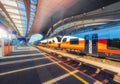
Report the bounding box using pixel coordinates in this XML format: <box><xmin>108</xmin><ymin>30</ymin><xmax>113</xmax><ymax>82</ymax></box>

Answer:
<box><xmin>39</xmin><ymin>24</ymin><xmax>120</xmax><ymax>60</ymax></box>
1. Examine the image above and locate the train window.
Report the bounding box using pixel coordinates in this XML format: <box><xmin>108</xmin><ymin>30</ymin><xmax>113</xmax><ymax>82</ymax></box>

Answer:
<box><xmin>107</xmin><ymin>39</ymin><xmax>120</xmax><ymax>50</ymax></box>
<box><xmin>70</xmin><ymin>38</ymin><xmax>79</xmax><ymax>44</ymax></box>
<box><xmin>57</xmin><ymin>37</ymin><xmax>61</xmax><ymax>42</ymax></box>
<box><xmin>52</xmin><ymin>40</ymin><xmax>55</xmax><ymax>43</ymax></box>
<box><xmin>85</xmin><ymin>35</ymin><xmax>89</xmax><ymax>44</ymax></box>
<box><xmin>49</xmin><ymin>41</ymin><xmax>52</xmax><ymax>44</ymax></box>
<box><xmin>62</xmin><ymin>38</ymin><xmax>67</xmax><ymax>42</ymax></box>
<box><xmin>85</xmin><ymin>36</ymin><xmax>89</xmax><ymax>40</ymax></box>
<box><xmin>92</xmin><ymin>35</ymin><xmax>98</xmax><ymax>46</ymax></box>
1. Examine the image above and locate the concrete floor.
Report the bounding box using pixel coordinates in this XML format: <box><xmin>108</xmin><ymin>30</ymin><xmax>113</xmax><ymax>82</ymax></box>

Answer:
<box><xmin>0</xmin><ymin>46</ymin><xmax>96</xmax><ymax>84</ymax></box>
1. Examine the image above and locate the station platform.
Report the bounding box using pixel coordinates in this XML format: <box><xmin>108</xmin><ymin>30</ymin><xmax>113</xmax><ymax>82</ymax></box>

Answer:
<box><xmin>0</xmin><ymin>46</ymin><xmax>99</xmax><ymax>84</ymax></box>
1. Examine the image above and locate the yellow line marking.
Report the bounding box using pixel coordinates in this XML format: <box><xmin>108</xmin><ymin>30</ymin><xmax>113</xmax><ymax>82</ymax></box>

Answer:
<box><xmin>43</xmin><ymin>70</ymin><xmax>78</xmax><ymax>84</ymax></box>
<box><xmin>45</xmin><ymin>55</ymin><xmax>89</xmax><ymax>84</ymax></box>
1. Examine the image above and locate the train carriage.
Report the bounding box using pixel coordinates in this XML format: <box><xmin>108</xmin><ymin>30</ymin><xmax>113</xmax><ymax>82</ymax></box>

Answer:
<box><xmin>39</xmin><ymin>24</ymin><xmax>120</xmax><ymax>60</ymax></box>
<box><xmin>40</xmin><ymin>36</ymin><xmax>61</xmax><ymax>48</ymax></box>
<box><xmin>60</xmin><ymin>36</ymin><xmax>85</xmax><ymax>51</ymax></box>
<box><xmin>74</xmin><ymin>25</ymin><xmax>120</xmax><ymax>59</ymax></box>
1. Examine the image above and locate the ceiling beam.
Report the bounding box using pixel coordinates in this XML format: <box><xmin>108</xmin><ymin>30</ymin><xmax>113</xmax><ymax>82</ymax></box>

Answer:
<box><xmin>3</xmin><ymin>3</ymin><xmax>25</xmax><ymax>11</ymax></box>
<box><xmin>15</xmin><ymin>22</ymin><xmax>27</xmax><ymax>25</ymax></box>
<box><xmin>17</xmin><ymin>27</ymin><xmax>23</xmax><ymax>29</ymax></box>
<box><xmin>11</xmin><ymin>17</ymin><xmax>27</xmax><ymax>21</ymax></box>
<box><xmin>10</xmin><ymin>0</ymin><xmax>18</xmax><ymax>2</ymax></box>
<box><xmin>23</xmin><ymin>0</ymin><xmax>31</xmax><ymax>37</ymax></box>
<box><xmin>0</xmin><ymin>1</ymin><xmax>21</xmax><ymax>36</ymax></box>
<box><xmin>8</xmin><ymin>12</ymin><xmax>26</xmax><ymax>17</ymax></box>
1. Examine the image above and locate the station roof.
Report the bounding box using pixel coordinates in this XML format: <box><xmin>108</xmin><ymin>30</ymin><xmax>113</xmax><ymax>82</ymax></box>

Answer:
<box><xmin>0</xmin><ymin>0</ymin><xmax>120</xmax><ymax>37</ymax></box>
<box><xmin>0</xmin><ymin>0</ymin><xmax>37</xmax><ymax>36</ymax></box>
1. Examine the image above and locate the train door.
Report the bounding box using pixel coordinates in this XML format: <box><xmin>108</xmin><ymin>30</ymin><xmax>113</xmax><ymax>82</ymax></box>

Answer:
<box><xmin>92</xmin><ymin>34</ymin><xmax>98</xmax><ymax>54</ymax></box>
<box><xmin>84</xmin><ymin>35</ymin><xmax>89</xmax><ymax>53</ymax></box>
<box><xmin>85</xmin><ymin>34</ymin><xmax>98</xmax><ymax>55</ymax></box>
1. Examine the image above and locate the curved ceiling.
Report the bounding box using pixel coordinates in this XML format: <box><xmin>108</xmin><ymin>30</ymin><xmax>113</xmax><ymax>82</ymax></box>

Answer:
<box><xmin>31</xmin><ymin>0</ymin><xmax>120</xmax><ymax>36</ymax></box>
<box><xmin>0</xmin><ymin>0</ymin><xmax>37</xmax><ymax>37</ymax></box>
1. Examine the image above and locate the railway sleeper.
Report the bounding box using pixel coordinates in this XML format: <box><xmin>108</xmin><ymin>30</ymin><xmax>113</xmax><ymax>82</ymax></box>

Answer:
<box><xmin>38</xmin><ymin>48</ymin><xmax>120</xmax><ymax>84</ymax></box>
<box><xmin>60</xmin><ymin>56</ymin><xmax>68</xmax><ymax>61</ymax></box>
<box><xmin>67</xmin><ymin>60</ymin><xmax>80</xmax><ymax>67</ymax></box>
<box><xmin>85</xmin><ymin>67</ymin><xmax>97</xmax><ymax>76</ymax></box>
<box><xmin>94</xmin><ymin>70</ymin><xmax>118</xmax><ymax>84</ymax></box>
<box><xmin>50</xmin><ymin>52</ymin><xmax>59</xmax><ymax>57</ymax></box>
<box><xmin>78</xmin><ymin>64</ymin><xmax>90</xmax><ymax>71</ymax></box>
<box><xmin>56</xmin><ymin>56</ymin><xmax>119</xmax><ymax>83</ymax></box>
<box><xmin>56</xmin><ymin>55</ymin><xmax>63</xmax><ymax>59</ymax></box>
<box><xmin>63</xmin><ymin>58</ymin><xmax>72</xmax><ymax>63</ymax></box>
<box><xmin>77</xmin><ymin>64</ymin><xmax>98</xmax><ymax>75</ymax></box>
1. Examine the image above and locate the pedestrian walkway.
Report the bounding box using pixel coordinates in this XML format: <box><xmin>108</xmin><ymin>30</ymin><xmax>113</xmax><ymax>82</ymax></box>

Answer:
<box><xmin>0</xmin><ymin>46</ymin><xmax>96</xmax><ymax>84</ymax></box>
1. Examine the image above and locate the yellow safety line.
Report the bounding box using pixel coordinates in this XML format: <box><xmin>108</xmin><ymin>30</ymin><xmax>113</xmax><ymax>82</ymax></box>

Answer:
<box><xmin>45</xmin><ymin>55</ymin><xmax>89</xmax><ymax>84</ymax></box>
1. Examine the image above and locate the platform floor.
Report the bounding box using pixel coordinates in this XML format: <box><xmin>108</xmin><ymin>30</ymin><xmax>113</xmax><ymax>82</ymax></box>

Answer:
<box><xmin>0</xmin><ymin>46</ymin><xmax>97</xmax><ymax>84</ymax></box>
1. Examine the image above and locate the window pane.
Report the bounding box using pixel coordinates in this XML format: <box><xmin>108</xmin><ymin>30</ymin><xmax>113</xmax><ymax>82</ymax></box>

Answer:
<box><xmin>107</xmin><ymin>39</ymin><xmax>120</xmax><ymax>50</ymax></box>
<box><xmin>62</xmin><ymin>38</ymin><xmax>67</xmax><ymax>42</ymax></box>
<box><xmin>70</xmin><ymin>38</ymin><xmax>79</xmax><ymax>44</ymax></box>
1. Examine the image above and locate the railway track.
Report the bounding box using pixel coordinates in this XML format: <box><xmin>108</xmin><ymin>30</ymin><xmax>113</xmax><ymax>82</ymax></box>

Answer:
<box><xmin>37</xmin><ymin>46</ymin><xmax>120</xmax><ymax>84</ymax></box>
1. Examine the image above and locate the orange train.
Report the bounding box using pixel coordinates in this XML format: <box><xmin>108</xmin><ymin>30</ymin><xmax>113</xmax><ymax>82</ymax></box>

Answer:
<box><xmin>40</xmin><ymin>26</ymin><xmax>120</xmax><ymax>59</ymax></box>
